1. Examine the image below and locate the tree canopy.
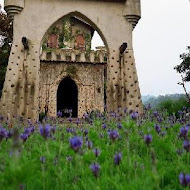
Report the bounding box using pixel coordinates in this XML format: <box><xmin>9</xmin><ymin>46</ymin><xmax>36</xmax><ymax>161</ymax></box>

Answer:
<box><xmin>174</xmin><ymin>47</ymin><xmax>190</xmax><ymax>82</ymax></box>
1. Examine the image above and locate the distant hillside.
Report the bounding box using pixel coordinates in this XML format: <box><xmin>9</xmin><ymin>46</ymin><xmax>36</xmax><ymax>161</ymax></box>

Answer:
<box><xmin>142</xmin><ymin>95</ymin><xmax>156</xmax><ymax>103</ymax></box>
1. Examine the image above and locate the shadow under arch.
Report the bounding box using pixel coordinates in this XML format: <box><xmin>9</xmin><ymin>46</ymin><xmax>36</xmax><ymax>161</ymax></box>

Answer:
<box><xmin>40</xmin><ymin>11</ymin><xmax>109</xmax><ymax>52</ymax></box>
<box><xmin>57</xmin><ymin>76</ymin><xmax>78</xmax><ymax>117</ymax></box>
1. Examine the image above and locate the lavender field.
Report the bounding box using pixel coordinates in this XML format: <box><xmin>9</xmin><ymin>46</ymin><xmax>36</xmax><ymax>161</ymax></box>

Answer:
<box><xmin>0</xmin><ymin>108</ymin><xmax>190</xmax><ymax>190</ymax></box>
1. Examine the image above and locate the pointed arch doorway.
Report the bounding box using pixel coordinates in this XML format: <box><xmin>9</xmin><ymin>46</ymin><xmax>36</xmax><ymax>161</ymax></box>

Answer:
<box><xmin>57</xmin><ymin>77</ymin><xmax>78</xmax><ymax>117</ymax></box>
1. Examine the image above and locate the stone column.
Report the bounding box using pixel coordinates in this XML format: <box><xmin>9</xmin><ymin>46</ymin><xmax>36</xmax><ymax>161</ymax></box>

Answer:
<box><xmin>106</xmin><ymin>47</ymin><xmax>142</xmax><ymax>114</ymax></box>
<box><xmin>1</xmin><ymin>41</ymin><xmax>40</xmax><ymax>121</ymax></box>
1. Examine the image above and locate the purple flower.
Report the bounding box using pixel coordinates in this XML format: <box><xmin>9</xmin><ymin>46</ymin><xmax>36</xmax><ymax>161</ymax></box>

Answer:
<box><xmin>68</xmin><ymin>117</ymin><xmax>72</xmax><ymax>123</ymax></box>
<box><xmin>131</xmin><ymin>112</ymin><xmax>138</xmax><ymax>120</ymax></box>
<box><xmin>0</xmin><ymin>127</ymin><xmax>7</xmax><ymax>140</ymax></box>
<box><xmin>69</xmin><ymin>136</ymin><xmax>83</xmax><ymax>152</ymax></box>
<box><xmin>124</xmin><ymin>108</ymin><xmax>127</xmax><ymax>113</ymax></box>
<box><xmin>40</xmin><ymin>156</ymin><xmax>46</xmax><ymax>164</ymax></box>
<box><xmin>180</xmin><ymin>126</ymin><xmax>189</xmax><ymax>138</ymax></box>
<box><xmin>114</xmin><ymin>153</ymin><xmax>122</xmax><ymax>165</ymax></box>
<box><xmin>102</xmin><ymin>123</ymin><xmax>107</xmax><ymax>130</ymax></box>
<box><xmin>155</xmin><ymin>125</ymin><xmax>161</xmax><ymax>134</ymax></box>
<box><xmin>51</xmin><ymin>126</ymin><xmax>56</xmax><ymax>134</ymax></box>
<box><xmin>57</xmin><ymin>111</ymin><xmax>62</xmax><ymax>117</ymax></box>
<box><xmin>90</xmin><ymin>163</ymin><xmax>100</xmax><ymax>178</ymax></box>
<box><xmin>39</xmin><ymin>124</ymin><xmax>51</xmax><ymax>139</ymax></box>
<box><xmin>7</xmin><ymin>131</ymin><xmax>13</xmax><ymax>139</ymax></box>
<box><xmin>153</xmin><ymin>111</ymin><xmax>159</xmax><ymax>117</ymax></box>
<box><xmin>183</xmin><ymin>140</ymin><xmax>190</xmax><ymax>152</ymax></box>
<box><xmin>83</xmin><ymin>129</ymin><xmax>89</xmax><ymax>136</ymax></box>
<box><xmin>157</xmin><ymin>116</ymin><xmax>163</xmax><ymax>123</ymax></box>
<box><xmin>83</xmin><ymin>113</ymin><xmax>89</xmax><ymax>120</ymax></box>
<box><xmin>30</xmin><ymin>126</ymin><xmax>35</xmax><ymax>133</ymax></box>
<box><xmin>24</xmin><ymin>127</ymin><xmax>32</xmax><ymax>135</ymax></box>
<box><xmin>76</xmin><ymin>118</ymin><xmax>80</xmax><ymax>125</ymax></box>
<box><xmin>20</xmin><ymin>133</ymin><xmax>28</xmax><ymax>142</ymax></box>
<box><xmin>117</xmin><ymin>123</ymin><xmax>122</xmax><ymax>129</ymax></box>
<box><xmin>93</xmin><ymin>148</ymin><xmax>101</xmax><ymax>157</ymax></box>
<box><xmin>179</xmin><ymin>173</ymin><xmax>190</xmax><ymax>187</ymax></box>
<box><xmin>66</xmin><ymin>128</ymin><xmax>76</xmax><ymax>134</ymax></box>
<box><xmin>108</xmin><ymin>130</ymin><xmax>119</xmax><ymax>141</ymax></box>
<box><xmin>144</xmin><ymin>134</ymin><xmax>152</xmax><ymax>145</ymax></box>
<box><xmin>86</xmin><ymin>140</ymin><xmax>93</xmax><ymax>149</ymax></box>
<box><xmin>110</xmin><ymin>112</ymin><xmax>116</xmax><ymax>118</ymax></box>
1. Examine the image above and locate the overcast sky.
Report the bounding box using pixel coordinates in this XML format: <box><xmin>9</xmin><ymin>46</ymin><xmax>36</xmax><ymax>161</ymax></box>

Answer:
<box><xmin>1</xmin><ymin>0</ymin><xmax>190</xmax><ymax>96</ymax></box>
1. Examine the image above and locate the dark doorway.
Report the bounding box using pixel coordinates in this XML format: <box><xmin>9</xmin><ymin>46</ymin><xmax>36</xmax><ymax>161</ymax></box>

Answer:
<box><xmin>57</xmin><ymin>77</ymin><xmax>78</xmax><ymax>117</ymax></box>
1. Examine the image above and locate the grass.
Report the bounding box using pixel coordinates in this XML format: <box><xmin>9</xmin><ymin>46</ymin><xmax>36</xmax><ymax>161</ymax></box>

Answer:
<box><xmin>0</xmin><ymin>109</ymin><xmax>190</xmax><ymax>190</ymax></box>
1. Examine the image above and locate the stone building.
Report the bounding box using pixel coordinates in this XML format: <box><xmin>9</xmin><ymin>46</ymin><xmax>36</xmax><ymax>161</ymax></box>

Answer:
<box><xmin>0</xmin><ymin>0</ymin><xmax>143</xmax><ymax>120</ymax></box>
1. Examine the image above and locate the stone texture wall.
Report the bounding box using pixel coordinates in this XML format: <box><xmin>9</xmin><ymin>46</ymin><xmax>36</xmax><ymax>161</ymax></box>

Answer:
<box><xmin>39</xmin><ymin>62</ymin><xmax>105</xmax><ymax>118</ymax></box>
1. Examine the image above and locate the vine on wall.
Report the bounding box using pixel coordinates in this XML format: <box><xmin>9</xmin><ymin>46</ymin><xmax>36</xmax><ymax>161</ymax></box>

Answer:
<box><xmin>42</xmin><ymin>17</ymin><xmax>92</xmax><ymax>52</ymax></box>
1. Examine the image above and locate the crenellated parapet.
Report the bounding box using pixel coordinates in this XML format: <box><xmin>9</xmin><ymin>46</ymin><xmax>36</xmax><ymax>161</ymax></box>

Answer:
<box><xmin>4</xmin><ymin>0</ymin><xmax>24</xmax><ymax>20</ymax></box>
<box><xmin>40</xmin><ymin>49</ymin><xmax>107</xmax><ymax>64</ymax></box>
<box><xmin>123</xmin><ymin>0</ymin><xmax>141</xmax><ymax>30</ymax></box>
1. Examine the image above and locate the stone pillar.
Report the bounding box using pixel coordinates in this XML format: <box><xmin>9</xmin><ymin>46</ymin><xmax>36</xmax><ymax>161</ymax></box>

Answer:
<box><xmin>123</xmin><ymin>49</ymin><xmax>143</xmax><ymax>113</ymax></box>
<box><xmin>1</xmin><ymin>41</ymin><xmax>40</xmax><ymax>121</ymax></box>
<box><xmin>106</xmin><ymin>47</ymin><xmax>142</xmax><ymax>114</ymax></box>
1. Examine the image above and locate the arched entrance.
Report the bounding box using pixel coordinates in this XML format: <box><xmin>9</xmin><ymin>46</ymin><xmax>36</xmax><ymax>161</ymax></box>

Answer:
<box><xmin>57</xmin><ymin>77</ymin><xmax>78</xmax><ymax>117</ymax></box>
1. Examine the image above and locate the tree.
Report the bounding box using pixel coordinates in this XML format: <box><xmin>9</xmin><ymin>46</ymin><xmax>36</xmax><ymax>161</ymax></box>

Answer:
<box><xmin>0</xmin><ymin>5</ymin><xmax>13</xmax><ymax>97</ymax></box>
<box><xmin>174</xmin><ymin>47</ymin><xmax>190</xmax><ymax>103</ymax></box>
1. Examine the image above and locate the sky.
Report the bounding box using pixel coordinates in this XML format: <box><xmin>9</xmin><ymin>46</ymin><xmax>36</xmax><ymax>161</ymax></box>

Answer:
<box><xmin>1</xmin><ymin>0</ymin><xmax>190</xmax><ymax>96</ymax></box>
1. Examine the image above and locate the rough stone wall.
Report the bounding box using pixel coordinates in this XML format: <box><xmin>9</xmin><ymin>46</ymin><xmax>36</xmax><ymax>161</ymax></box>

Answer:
<box><xmin>1</xmin><ymin>0</ymin><xmax>142</xmax><ymax>121</ymax></box>
<box><xmin>39</xmin><ymin>62</ymin><xmax>105</xmax><ymax>118</ymax></box>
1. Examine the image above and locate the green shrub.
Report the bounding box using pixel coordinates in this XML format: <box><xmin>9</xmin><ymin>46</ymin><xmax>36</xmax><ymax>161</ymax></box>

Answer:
<box><xmin>156</xmin><ymin>96</ymin><xmax>190</xmax><ymax>116</ymax></box>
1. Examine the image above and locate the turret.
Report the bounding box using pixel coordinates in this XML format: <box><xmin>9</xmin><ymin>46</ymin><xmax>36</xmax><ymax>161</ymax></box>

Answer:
<box><xmin>4</xmin><ymin>0</ymin><xmax>24</xmax><ymax>20</ymax></box>
<box><xmin>123</xmin><ymin>0</ymin><xmax>141</xmax><ymax>30</ymax></box>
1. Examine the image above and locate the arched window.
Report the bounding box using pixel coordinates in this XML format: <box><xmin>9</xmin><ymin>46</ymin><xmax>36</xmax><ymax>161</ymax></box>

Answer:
<box><xmin>47</xmin><ymin>34</ymin><xmax>58</xmax><ymax>48</ymax></box>
<box><xmin>75</xmin><ymin>34</ymin><xmax>85</xmax><ymax>51</ymax></box>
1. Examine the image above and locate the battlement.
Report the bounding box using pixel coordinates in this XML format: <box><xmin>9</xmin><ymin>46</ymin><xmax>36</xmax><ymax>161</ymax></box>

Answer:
<box><xmin>40</xmin><ymin>49</ymin><xmax>107</xmax><ymax>64</ymax></box>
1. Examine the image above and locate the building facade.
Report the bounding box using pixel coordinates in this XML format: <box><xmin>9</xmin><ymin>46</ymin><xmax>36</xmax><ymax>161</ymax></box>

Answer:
<box><xmin>0</xmin><ymin>0</ymin><xmax>143</xmax><ymax>120</ymax></box>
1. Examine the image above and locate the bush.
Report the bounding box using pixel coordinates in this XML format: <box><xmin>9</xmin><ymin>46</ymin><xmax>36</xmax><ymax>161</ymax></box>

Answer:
<box><xmin>156</xmin><ymin>96</ymin><xmax>190</xmax><ymax>117</ymax></box>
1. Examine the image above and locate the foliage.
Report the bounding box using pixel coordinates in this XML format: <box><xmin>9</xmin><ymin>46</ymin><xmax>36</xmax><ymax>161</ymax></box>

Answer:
<box><xmin>0</xmin><ymin>64</ymin><xmax>7</xmax><ymax>97</ymax></box>
<box><xmin>51</xmin><ymin>26</ymin><xmax>60</xmax><ymax>35</ymax></box>
<box><xmin>0</xmin><ymin>109</ymin><xmax>190</xmax><ymax>189</ymax></box>
<box><xmin>0</xmin><ymin>8</ymin><xmax>13</xmax><ymax>45</ymax></box>
<box><xmin>156</xmin><ymin>97</ymin><xmax>190</xmax><ymax>117</ymax></box>
<box><xmin>174</xmin><ymin>47</ymin><xmax>190</xmax><ymax>82</ymax></box>
<box><xmin>0</xmin><ymin>8</ymin><xmax>13</xmax><ymax>97</ymax></box>
<box><xmin>174</xmin><ymin>47</ymin><xmax>190</xmax><ymax>102</ymax></box>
